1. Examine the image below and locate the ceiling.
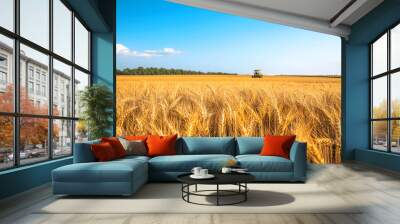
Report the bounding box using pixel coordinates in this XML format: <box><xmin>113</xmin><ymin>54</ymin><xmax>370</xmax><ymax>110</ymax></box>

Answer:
<box><xmin>168</xmin><ymin>0</ymin><xmax>384</xmax><ymax>38</ymax></box>
<box><xmin>228</xmin><ymin>0</ymin><xmax>352</xmax><ymax>22</ymax></box>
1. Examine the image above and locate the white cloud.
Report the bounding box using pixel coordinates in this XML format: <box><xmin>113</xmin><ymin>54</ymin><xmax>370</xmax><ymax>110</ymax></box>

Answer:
<box><xmin>162</xmin><ymin>48</ymin><xmax>182</xmax><ymax>54</ymax></box>
<box><xmin>116</xmin><ymin>43</ymin><xmax>182</xmax><ymax>58</ymax></box>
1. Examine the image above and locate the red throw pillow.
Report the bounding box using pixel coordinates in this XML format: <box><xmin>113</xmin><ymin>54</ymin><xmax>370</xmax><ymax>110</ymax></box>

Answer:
<box><xmin>146</xmin><ymin>134</ymin><xmax>177</xmax><ymax>157</ymax></box>
<box><xmin>101</xmin><ymin>137</ymin><xmax>127</xmax><ymax>158</ymax></box>
<box><xmin>91</xmin><ymin>142</ymin><xmax>117</xmax><ymax>162</ymax></box>
<box><xmin>260</xmin><ymin>135</ymin><xmax>296</xmax><ymax>159</ymax></box>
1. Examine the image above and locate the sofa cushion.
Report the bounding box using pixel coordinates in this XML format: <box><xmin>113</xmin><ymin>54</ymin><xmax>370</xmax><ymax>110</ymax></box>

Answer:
<box><xmin>149</xmin><ymin>154</ymin><xmax>235</xmax><ymax>172</ymax></box>
<box><xmin>236</xmin><ymin>137</ymin><xmax>263</xmax><ymax>155</ymax></box>
<box><xmin>53</xmin><ymin>159</ymin><xmax>147</xmax><ymax>183</ymax></box>
<box><xmin>116</xmin><ymin>155</ymin><xmax>150</xmax><ymax>163</ymax></box>
<box><xmin>178</xmin><ymin>137</ymin><xmax>236</xmax><ymax>155</ymax></box>
<box><xmin>73</xmin><ymin>139</ymin><xmax>100</xmax><ymax>163</ymax></box>
<box><xmin>236</xmin><ymin>155</ymin><xmax>293</xmax><ymax>172</ymax></box>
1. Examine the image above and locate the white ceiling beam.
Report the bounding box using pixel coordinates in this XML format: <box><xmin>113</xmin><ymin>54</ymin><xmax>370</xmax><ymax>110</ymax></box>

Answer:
<box><xmin>330</xmin><ymin>0</ymin><xmax>368</xmax><ymax>28</ymax></box>
<box><xmin>168</xmin><ymin>0</ymin><xmax>351</xmax><ymax>38</ymax></box>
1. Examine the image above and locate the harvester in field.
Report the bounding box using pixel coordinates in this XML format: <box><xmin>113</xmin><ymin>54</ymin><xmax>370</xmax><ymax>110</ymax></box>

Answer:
<box><xmin>252</xmin><ymin>69</ymin><xmax>263</xmax><ymax>78</ymax></box>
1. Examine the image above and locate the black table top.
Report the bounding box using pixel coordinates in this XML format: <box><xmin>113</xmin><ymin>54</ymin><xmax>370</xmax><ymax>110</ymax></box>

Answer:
<box><xmin>177</xmin><ymin>172</ymin><xmax>255</xmax><ymax>185</ymax></box>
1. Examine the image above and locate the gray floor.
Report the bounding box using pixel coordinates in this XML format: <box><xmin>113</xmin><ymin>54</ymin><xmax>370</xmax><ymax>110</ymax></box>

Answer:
<box><xmin>1</xmin><ymin>162</ymin><xmax>400</xmax><ymax>224</ymax></box>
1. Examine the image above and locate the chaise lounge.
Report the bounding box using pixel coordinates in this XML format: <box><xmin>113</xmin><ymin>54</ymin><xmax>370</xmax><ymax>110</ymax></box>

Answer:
<box><xmin>52</xmin><ymin>137</ymin><xmax>307</xmax><ymax>196</ymax></box>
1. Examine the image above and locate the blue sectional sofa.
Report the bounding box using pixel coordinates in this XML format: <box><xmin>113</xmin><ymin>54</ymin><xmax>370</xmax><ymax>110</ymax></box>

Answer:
<box><xmin>52</xmin><ymin>137</ymin><xmax>307</xmax><ymax>196</ymax></box>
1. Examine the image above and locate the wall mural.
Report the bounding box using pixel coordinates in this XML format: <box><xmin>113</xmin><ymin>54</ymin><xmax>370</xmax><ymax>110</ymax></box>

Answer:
<box><xmin>116</xmin><ymin>68</ymin><xmax>341</xmax><ymax>164</ymax></box>
<box><xmin>116</xmin><ymin>0</ymin><xmax>342</xmax><ymax>164</ymax></box>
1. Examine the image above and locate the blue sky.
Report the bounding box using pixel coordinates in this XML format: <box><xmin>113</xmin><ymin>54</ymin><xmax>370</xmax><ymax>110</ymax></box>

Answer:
<box><xmin>117</xmin><ymin>0</ymin><xmax>341</xmax><ymax>75</ymax></box>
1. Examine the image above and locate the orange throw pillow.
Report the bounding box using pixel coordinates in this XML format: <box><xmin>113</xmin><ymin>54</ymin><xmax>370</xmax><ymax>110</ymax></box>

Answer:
<box><xmin>91</xmin><ymin>142</ymin><xmax>117</xmax><ymax>162</ymax></box>
<box><xmin>146</xmin><ymin>134</ymin><xmax>178</xmax><ymax>157</ymax></box>
<box><xmin>101</xmin><ymin>137</ymin><xmax>127</xmax><ymax>158</ymax></box>
<box><xmin>260</xmin><ymin>135</ymin><xmax>296</xmax><ymax>159</ymax></box>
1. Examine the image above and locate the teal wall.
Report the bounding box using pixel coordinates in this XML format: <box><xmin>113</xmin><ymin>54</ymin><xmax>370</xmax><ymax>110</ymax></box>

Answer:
<box><xmin>342</xmin><ymin>41</ymin><xmax>370</xmax><ymax>159</ymax></box>
<box><xmin>0</xmin><ymin>0</ymin><xmax>116</xmax><ymax>200</ymax></box>
<box><xmin>355</xmin><ymin>149</ymin><xmax>400</xmax><ymax>172</ymax></box>
<box><xmin>343</xmin><ymin>0</ymin><xmax>400</xmax><ymax>171</ymax></box>
<box><xmin>0</xmin><ymin>158</ymin><xmax>72</xmax><ymax>199</ymax></box>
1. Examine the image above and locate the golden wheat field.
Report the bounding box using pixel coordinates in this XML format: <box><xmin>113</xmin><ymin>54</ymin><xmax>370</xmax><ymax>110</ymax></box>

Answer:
<box><xmin>116</xmin><ymin>75</ymin><xmax>341</xmax><ymax>164</ymax></box>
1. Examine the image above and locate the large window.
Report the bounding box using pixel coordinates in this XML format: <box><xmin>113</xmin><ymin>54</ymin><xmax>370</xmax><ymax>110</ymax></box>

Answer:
<box><xmin>371</xmin><ymin>23</ymin><xmax>400</xmax><ymax>153</ymax></box>
<box><xmin>74</xmin><ymin>18</ymin><xmax>90</xmax><ymax>70</ymax></box>
<box><xmin>20</xmin><ymin>0</ymin><xmax>49</xmax><ymax>49</ymax></box>
<box><xmin>0</xmin><ymin>0</ymin><xmax>91</xmax><ymax>170</ymax></box>
<box><xmin>0</xmin><ymin>0</ymin><xmax>14</xmax><ymax>32</ymax></box>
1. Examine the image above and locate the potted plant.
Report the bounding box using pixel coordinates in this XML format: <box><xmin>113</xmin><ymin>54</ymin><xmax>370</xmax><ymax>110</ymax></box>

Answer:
<box><xmin>79</xmin><ymin>84</ymin><xmax>113</xmax><ymax>140</ymax></box>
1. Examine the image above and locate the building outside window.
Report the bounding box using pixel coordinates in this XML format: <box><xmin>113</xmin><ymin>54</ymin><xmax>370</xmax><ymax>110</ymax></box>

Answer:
<box><xmin>42</xmin><ymin>85</ymin><xmax>46</xmax><ymax>97</ymax></box>
<box><xmin>54</xmin><ymin>89</ymin><xmax>58</xmax><ymax>103</ymax></box>
<box><xmin>35</xmin><ymin>70</ymin><xmax>40</xmax><ymax>81</ymax></box>
<box><xmin>28</xmin><ymin>66</ymin><xmax>34</xmax><ymax>80</ymax></box>
<box><xmin>0</xmin><ymin>54</ymin><xmax>7</xmax><ymax>87</ymax></box>
<box><xmin>35</xmin><ymin>83</ymin><xmax>40</xmax><ymax>95</ymax></box>
<box><xmin>0</xmin><ymin>54</ymin><xmax>7</xmax><ymax>67</ymax></box>
<box><xmin>41</xmin><ymin>73</ymin><xmax>46</xmax><ymax>83</ymax></box>
<box><xmin>28</xmin><ymin>81</ymin><xmax>34</xmax><ymax>94</ymax></box>
<box><xmin>0</xmin><ymin>71</ymin><xmax>6</xmax><ymax>84</ymax></box>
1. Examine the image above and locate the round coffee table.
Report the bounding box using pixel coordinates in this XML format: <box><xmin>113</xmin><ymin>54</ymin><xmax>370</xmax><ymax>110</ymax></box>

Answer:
<box><xmin>177</xmin><ymin>173</ymin><xmax>255</xmax><ymax>206</ymax></box>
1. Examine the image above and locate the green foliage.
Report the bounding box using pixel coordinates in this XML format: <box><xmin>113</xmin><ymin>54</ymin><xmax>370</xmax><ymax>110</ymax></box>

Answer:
<box><xmin>117</xmin><ymin>67</ymin><xmax>238</xmax><ymax>76</ymax></box>
<box><xmin>79</xmin><ymin>84</ymin><xmax>113</xmax><ymax>140</ymax></box>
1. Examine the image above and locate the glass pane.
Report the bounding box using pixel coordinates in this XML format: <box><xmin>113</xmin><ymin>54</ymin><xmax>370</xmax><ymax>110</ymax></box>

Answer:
<box><xmin>0</xmin><ymin>116</ymin><xmax>13</xmax><ymax>170</ymax></box>
<box><xmin>372</xmin><ymin>76</ymin><xmax>387</xmax><ymax>119</ymax></box>
<box><xmin>0</xmin><ymin>34</ymin><xmax>14</xmax><ymax>112</ymax></box>
<box><xmin>391</xmin><ymin>120</ymin><xmax>400</xmax><ymax>153</ymax></box>
<box><xmin>391</xmin><ymin>72</ymin><xmax>400</xmax><ymax>118</ymax></box>
<box><xmin>53</xmin><ymin>59</ymin><xmax>72</xmax><ymax>117</ymax></box>
<box><xmin>372</xmin><ymin>33</ymin><xmax>387</xmax><ymax>76</ymax></box>
<box><xmin>372</xmin><ymin>121</ymin><xmax>388</xmax><ymax>151</ymax></box>
<box><xmin>20</xmin><ymin>117</ymin><xmax>49</xmax><ymax>165</ymax></box>
<box><xmin>53</xmin><ymin>0</ymin><xmax>72</xmax><ymax>60</ymax></box>
<box><xmin>75</xmin><ymin>120</ymin><xmax>88</xmax><ymax>143</ymax></box>
<box><xmin>74</xmin><ymin>69</ymin><xmax>89</xmax><ymax>118</ymax></box>
<box><xmin>20</xmin><ymin>44</ymin><xmax>49</xmax><ymax>115</ymax></box>
<box><xmin>392</xmin><ymin>24</ymin><xmax>400</xmax><ymax>70</ymax></box>
<box><xmin>20</xmin><ymin>0</ymin><xmax>49</xmax><ymax>49</ymax></box>
<box><xmin>53</xmin><ymin>119</ymin><xmax>72</xmax><ymax>157</ymax></box>
<box><xmin>74</xmin><ymin>18</ymin><xmax>89</xmax><ymax>70</ymax></box>
<box><xmin>0</xmin><ymin>0</ymin><xmax>14</xmax><ymax>31</ymax></box>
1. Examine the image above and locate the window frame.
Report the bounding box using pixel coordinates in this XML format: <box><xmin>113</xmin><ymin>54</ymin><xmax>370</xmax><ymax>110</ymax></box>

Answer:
<box><xmin>0</xmin><ymin>0</ymin><xmax>92</xmax><ymax>171</ymax></box>
<box><xmin>370</xmin><ymin>21</ymin><xmax>400</xmax><ymax>154</ymax></box>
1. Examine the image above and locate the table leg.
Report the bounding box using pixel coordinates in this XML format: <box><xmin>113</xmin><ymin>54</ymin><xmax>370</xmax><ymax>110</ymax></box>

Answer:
<box><xmin>245</xmin><ymin>183</ymin><xmax>247</xmax><ymax>201</ymax></box>
<box><xmin>217</xmin><ymin>184</ymin><xmax>219</xmax><ymax>206</ymax></box>
<box><xmin>187</xmin><ymin>184</ymin><xmax>190</xmax><ymax>202</ymax></box>
<box><xmin>195</xmin><ymin>184</ymin><xmax>198</xmax><ymax>192</ymax></box>
<box><xmin>181</xmin><ymin>184</ymin><xmax>183</xmax><ymax>199</ymax></box>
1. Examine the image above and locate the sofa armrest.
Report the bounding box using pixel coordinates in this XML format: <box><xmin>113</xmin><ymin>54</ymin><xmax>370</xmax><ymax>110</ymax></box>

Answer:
<box><xmin>289</xmin><ymin>141</ymin><xmax>307</xmax><ymax>182</ymax></box>
<box><xmin>73</xmin><ymin>140</ymin><xmax>100</xmax><ymax>163</ymax></box>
